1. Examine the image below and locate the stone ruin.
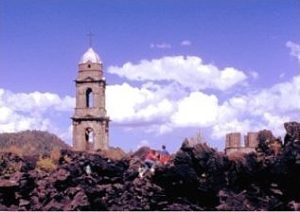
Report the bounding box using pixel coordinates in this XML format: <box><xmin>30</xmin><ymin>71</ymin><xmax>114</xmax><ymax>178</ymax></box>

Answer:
<box><xmin>225</xmin><ymin>132</ymin><xmax>259</xmax><ymax>155</ymax></box>
<box><xmin>72</xmin><ymin>47</ymin><xmax>109</xmax><ymax>152</ymax></box>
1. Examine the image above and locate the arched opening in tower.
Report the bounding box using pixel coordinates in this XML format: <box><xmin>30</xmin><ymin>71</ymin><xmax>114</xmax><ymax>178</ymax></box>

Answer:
<box><xmin>86</xmin><ymin>88</ymin><xmax>94</xmax><ymax>108</ymax></box>
<box><xmin>85</xmin><ymin>128</ymin><xmax>94</xmax><ymax>150</ymax></box>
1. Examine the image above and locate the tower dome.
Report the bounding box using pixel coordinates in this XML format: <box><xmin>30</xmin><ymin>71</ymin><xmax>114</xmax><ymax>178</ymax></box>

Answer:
<box><xmin>79</xmin><ymin>48</ymin><xmax>102</xmax><ymax>64</ymax></box>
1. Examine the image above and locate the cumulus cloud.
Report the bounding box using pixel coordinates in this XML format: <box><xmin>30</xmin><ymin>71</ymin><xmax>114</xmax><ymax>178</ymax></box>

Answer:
<box><xmin>286</xmin><ymin>41</ymin><xmax>300</xmax><ymax>63</ymax></box>
<box><xmin>0</xmin><ymin>88</ymin><xmax>74</xmax><ymax>138</ymax></box>
<box><xmin>0</xmin><ymin>90</ymin><xmax>74</xmax><ymax>113</ymax></box>
<box><xmin>105</xmin><ymin>74</ymin><xmax>298</xmax><ymax>141</ymax></box>
<box><xmin>105</xmin><ymin>47</ymin><xmax>299</xmax><ymax>141</ymax></box>
<box><xmin>106</xmin><ymin>83</ymin><xmax>176</xmax><ymax>125</ymax></box>
<box><xmin>150</xmin><ymin>43</ymin><xmax>171</xmax><ymax>49</ymax></box>
<box><xmin>249</xmin><ymin>75</ymin><xmax>300</xmax><ymax>114</ymax></box>
<box><xmin>180</xmin><ymin>40</ymin><xmax>192</xmax><ymax>46</ymax></box>
<box><xmin>212</xmin><ymin>119</ymin><xmax>254</xmax><ymax>139</ymax></box>
<box><xmin>108</xmin><ymin>56</ymin><xmax>248</xmax><ymax>91</ymax></box>
<box><xmin>211</xmin><ymin>75</ymin><xmax>300</xmax><ymax>139</ymax></box>
<box><xmin>171</xmin><ymin>92</ymin><xmax>218</xmax><ymax>127</ymax></box>
<box><xmin>169</xmin><ymin>75</ymin><xmax>299</xmax><ymax>139</ymax></box>
<box><xmin>107</xmin><ymin>83</ymin><xmax>216</xmax><ymax>133</ymax></box>
<box><xmin>105</xmin><ymin>75</ymin><xmax>299</xmax><ymax>139</ymax></box>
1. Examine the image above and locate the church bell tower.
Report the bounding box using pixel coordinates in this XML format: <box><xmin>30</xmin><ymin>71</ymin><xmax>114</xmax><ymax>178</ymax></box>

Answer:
<box><xmin>72</xmin><ymin>47</ymin><xmax>109</xmax><ymax>151</ymax></box>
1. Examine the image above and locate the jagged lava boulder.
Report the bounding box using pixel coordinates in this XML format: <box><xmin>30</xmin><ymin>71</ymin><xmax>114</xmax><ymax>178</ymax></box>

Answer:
<box><xmin>0</xmin><ymin>122</ymin><xmax>299</xmax><ymax>210</ymax></box>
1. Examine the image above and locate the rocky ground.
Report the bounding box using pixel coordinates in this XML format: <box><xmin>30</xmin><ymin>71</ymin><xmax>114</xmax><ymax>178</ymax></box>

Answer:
<box><xmin>0</xmin><ymin>122</ymin><xmax>300</xmax><ymax>210</ymax></box>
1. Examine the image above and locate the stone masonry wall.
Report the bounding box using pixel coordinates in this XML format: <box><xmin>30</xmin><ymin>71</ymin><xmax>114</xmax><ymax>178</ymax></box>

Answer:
<box><xmin>225</xmin><ymin>132</ymin><xmax>259</xmax><ymax>155</ymax></box>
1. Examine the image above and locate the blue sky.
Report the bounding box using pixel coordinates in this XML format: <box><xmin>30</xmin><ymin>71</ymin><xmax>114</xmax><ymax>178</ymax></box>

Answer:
<box><xmin>0</xmin><ymin>0</ymin><xmax>299</xmax><ymax>152</ymax></box>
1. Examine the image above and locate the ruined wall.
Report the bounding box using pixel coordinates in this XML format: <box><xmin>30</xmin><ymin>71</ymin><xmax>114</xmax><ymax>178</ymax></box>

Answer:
<box><xmin>245</xmin><ymin>132</ymin><xmax>259</xmax><ymax>148</ymax></box>
<box><xmin>72</xmin><ymin>119</ymin><xmax>109</xmax><ymax>151</ymax></box>
<box><xmin>225</xmin><ymin>132</ymin><xmax>259</xmax><ymax>155</ymax></box>
<box><xmin>225</xmin><ymin>133</ymin><xmax>241</xmax><ymax>155</ymax></box>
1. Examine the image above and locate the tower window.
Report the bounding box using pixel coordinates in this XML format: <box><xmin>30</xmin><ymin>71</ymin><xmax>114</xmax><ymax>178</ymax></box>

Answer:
<box><xmin>86</xmin><ymin>88</ymin><xmax>93</xmax><ymax>108</ymax></box>
<box><xmin>85</xmin><ymin>128</ymin><xmax>94</xmax><ymax>150</ymax></box>
<box><xmin>88</xmin><ymin>64</ymin><xmax>91</xmax><ymax>68</ymax></box>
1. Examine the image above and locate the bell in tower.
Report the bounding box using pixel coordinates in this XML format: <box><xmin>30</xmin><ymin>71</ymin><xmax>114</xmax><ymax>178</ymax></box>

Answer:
<box><xmin>72</xmin><ymin>46</ymin><xmax>110</xmax><ymax>151</ymax></box>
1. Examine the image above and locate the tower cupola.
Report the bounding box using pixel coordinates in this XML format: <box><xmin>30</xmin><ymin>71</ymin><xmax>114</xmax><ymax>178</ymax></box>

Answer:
<box><xmin>79</xmin><ymin>47</ymin><xmax>102</xmax><ymax>64</ymax></box>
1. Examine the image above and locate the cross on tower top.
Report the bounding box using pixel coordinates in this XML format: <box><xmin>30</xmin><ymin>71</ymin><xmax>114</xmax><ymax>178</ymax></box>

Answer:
<box><xmin>87</xmin><ymin>32</ymin><xmax>94</xmax><ymax>47</ymax></box>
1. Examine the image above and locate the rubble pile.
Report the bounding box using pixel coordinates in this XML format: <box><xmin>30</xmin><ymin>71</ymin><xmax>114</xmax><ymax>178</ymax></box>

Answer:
<box><xmin>0</xmin><ymin>122</ymin><xmax>299</xmax><ymax>210</ymax></box>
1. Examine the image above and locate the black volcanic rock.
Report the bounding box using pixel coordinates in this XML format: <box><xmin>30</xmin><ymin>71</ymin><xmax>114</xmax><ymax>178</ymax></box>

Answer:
<box><xmin>0</xmin><ymin>122</ymin><xmax>299</xmax><ymax>210</ymax></box>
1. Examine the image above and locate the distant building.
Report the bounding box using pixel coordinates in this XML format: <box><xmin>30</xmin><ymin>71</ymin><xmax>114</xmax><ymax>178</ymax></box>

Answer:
<box><xmin>225</xmin><ymin>132</ymin><xmax>258</xmax><ymax>155</ymax></box>
<box><xmin>72</xmin><ymin>47</ymin><xmax>110</xmax><ymax>151</ymax></box>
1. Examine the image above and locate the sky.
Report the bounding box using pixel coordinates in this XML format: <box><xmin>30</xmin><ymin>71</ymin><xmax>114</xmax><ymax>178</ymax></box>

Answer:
<box><xmin>0</xmin><ymin>0</ymin><xmax>300</xmax><ymax>152</ymax></box>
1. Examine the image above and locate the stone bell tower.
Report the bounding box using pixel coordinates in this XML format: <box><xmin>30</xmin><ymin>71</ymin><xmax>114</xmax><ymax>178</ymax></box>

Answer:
<box><xmin>72</xmin><ymin>47</ymin><xmax>109</xmax><ymax>151</ymax></box>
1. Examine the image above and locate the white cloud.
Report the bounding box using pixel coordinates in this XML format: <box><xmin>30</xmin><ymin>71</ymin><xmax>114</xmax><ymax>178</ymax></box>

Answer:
<box><xmin>107</xmin><ymin>57</ymin><xmax>299</xmax><ymax>140</ymax></box>
<box><xmin>249</xmin><ymin>75</ymin><xmax>300</xmax><ymax>114</ymax></box>
<box><xmin>211</xmin><ymin>75</ymin><xmax>300</xmax><ymax>139</ymax></box>
<box><xmin>286</xmin><ymin>41</ymin><xmax>300</xmax><ymax>63</ymax></box>
<box><xmin>150</xmin><ymin>42</ymin><xmax>171</xmax><ymax>49</ymax></box>
<box><xmin>1</xmin><ymin>89</ymin><xmax>74</xmax><ymax>113</ymax></box>
<box><xmin>0</xmin><ymin>106</ymin><xmax>13</xmax><ymax>123</ymax></box>
<box><xmin>0</xmin><ymin>88</ymin><xmax>74</xmax><ymax>140</ymax></box>
<box><xmin>102</xmin><ymin>72</ymin><xmax>295</xmax><ymax>139</ymax></box>
<box><xmin>212</xmin><ymin>119</ymin><xmax>254</xmax><ymax>139</ymax></box>
<box><xmin>180</xmin><ymin>40</ymin><xmax>192</xmax><ymax>46</ymax></box>
<box><xmin>0</xmin><ymin>108</ymin><xmax>52</xmax><ymax>133</ymax></box>
<box><xmin>171</xmin><ymin>92</ymin><xmax>218</xmax><ymax>127</ymax></box>
<box><xmin>106</xmin><ymin>83</ymin><xmax>176</xmax><ymax>125</ymax></box>
<box><xmin>108</xmin><ymin>56</ymin><xmax>248</xmax><ymax>91</ymax></box>
<box><xmin>262</xmin><ymin>112</ymin><xmax>290</xmax><ymax>135</ymax></box>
